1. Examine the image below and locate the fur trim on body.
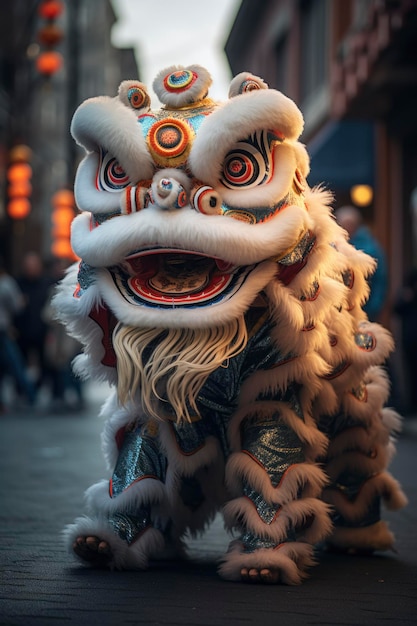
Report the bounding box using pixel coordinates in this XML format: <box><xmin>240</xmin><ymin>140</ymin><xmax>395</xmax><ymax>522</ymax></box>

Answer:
<box><xmin>218</xmin><ymin>541</ymin><xmax>316</xmax><ymax>585</ymax></box>
<box><xmin>223</xmin><ymin>496</ymin><xmax>332</xmax><ymax>545</ymax></box>
<box><xmin>326</xmin><ymin>521</ymin><xmax>396</xmax><ymax>553</ymax></box>
<box><xmin>323</xmin><ymin>472</ymin><xmax>408</xmax><ymax>522</ymax></box>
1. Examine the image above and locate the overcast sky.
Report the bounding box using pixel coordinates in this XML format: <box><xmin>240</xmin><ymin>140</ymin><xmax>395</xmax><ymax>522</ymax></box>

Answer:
<box><xmin>111</xmin><ymin>0</ymin><xmax>241</xmax><ymax>104</ymax></box>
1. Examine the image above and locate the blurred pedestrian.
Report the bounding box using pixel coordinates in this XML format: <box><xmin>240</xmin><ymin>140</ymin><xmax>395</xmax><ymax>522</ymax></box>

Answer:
<box><xmin>15</xmin><ymin>251</ymin><xmax>54</xmax><ymax>393</ymax></box>
<box><xmin>393</xmin><ymin>268</ymin><xmax>417</xmax><ymax>415</ymax></box>
<box><xmin>0</xmin><ymin>257</ymin><xmax>36</xmax><ymax>412</ymax></box>
<box><xmin>42</xmin><ymin>258</ymin><xmax>85</xmax><ymax>412</ymax></box>
<box><xmin>335</xmin><ymin>205</ymin><xmax>388</xmax><ymax>322</ymax></box>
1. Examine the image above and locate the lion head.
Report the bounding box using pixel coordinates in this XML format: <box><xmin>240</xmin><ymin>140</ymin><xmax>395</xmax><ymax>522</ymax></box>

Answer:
<box><xmin>58</xmin><ymin>64</ymin><xmax>319</xmax><ymax>421</ymax></box>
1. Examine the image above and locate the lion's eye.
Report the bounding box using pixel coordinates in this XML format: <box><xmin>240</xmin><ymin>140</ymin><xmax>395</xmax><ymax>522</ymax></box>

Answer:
<box><xmin>221</xmin><ymin>130</ymin><xmax>278</xmax><ymax>190</ymax></box>
<box><xmin>96</xmin><ymin>149</ymin><xmax>130</xmax><ymax>192</ymax></box>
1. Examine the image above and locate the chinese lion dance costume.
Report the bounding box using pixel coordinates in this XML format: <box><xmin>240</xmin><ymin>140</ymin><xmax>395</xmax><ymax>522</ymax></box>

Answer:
<box><xmin>55</xmin><ymin>65</ymin><xmax>407</xmax><ymax>584</ymax></box>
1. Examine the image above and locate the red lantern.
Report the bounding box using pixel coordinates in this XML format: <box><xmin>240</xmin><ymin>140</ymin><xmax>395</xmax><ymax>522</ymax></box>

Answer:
<box><xmin>7</xmin><ymin>145</ymin><xmax>33</xmax><ymax>219</ymax></box>
<box><xmin>7</xmin><ymin>162</ymin><xmax>32</xmax><ymax>183</ymax></box>
<box><xmin>52</xmin><ymin>190</ymin><xmax>75</xmax><ymax>207</ymax></box>
<box><xmin>51</xmin><ymin>238</ymin><xmax>74</xmax><ymax>259</ymax></box>
<box><xmin>8</xmin><ymin>181</ymin><xmax>32</xmax><ymax>198</ymax></box>
<box><xmin>36</xmin><ymin>50</ymin><xmax>63</xmax><ymax>76</ymax></box>
<box><xmin>38</xmin><ymin>0</ymin><xmax>64</xmax><ymax>20</ymax></box>
<box><xmin>52</xmin><ymin>207</ymin><xmax>73</xmax><ymax>236</ymax></box>
<box><xmin>38</xmin><ymin>23</ymin><xmax>64</xmax><ymax>47</ymax></box>
<box><xmin>36</xmin><ymin>0</ymin><xmax>64</xmax><ymax>77</ymax></box>
<box><xmin>7</xmin><ymin>198</ymin><xmax>31</xmax><ymax>220</ymax></box>
<box><xmin>51</xmin><ymin>190</ymin><xmax>77</xmax><ymax>259</ymax></box>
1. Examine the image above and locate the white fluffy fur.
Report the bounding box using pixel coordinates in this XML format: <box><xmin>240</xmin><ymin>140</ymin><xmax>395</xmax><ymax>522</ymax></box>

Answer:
<box><xmin>63</xmin><ymin>515</ymin><xmax>164</xmax><ymax>570</ymax></box>
<box><xmin>293</xmin><ymin>142</ymin><xmax>311</xmax><ymax>177</ymax></box>
<box><xmin>228</xmin><ymin>72</ymin><xmax>269</xmax><ymax>98</ymax></box>
<box><xmin>52</xmin><ymin>265</ymin><xmax>118</xmax><ymax>385</ymax></box>
<box><xmin>100</xmin><ymin>398</ymin><xmax>141</xmax><ymax>469</ymax></box>
<box><xmin>70</xmin><ymin>202</ymin><xmax>310</xmax><ymax>268</ymax></box>
<box><xmin>325</xmin><ymin>445</ymin><xmax>390</xmax><ymax>482</ymax></box>
<box><xmin>323</xmin><ymin>471</ymin><xmax>408</xmax><ymax>521</ymax></box>
<box><xmin>222</xmin><ymin>496</ymin><xmax>332</xmax><ymax>545</ymax></box>
<box><xmin>326</xmin><ymin>424</ymin><xmax>389</xmax><ymax>461</ymax></box>
<box><xmin>326</xmin><ymin>520</ymin><xmax>395</xmax><ymax>552</ymax></box>
<box><xmin>74</xmin><ymin>152</ymin><xmax>123</xmax><ymax>214</ymax></box>
<box><xmin>189</xmin><ymin>89</ymin><xmax>304</xmax><ymax>185</ymax></box>
<box><xmin>71</xmin><ymin>96</ymin><xmax>155</xmax><ymax>183</ymax></box>
<box><xmin>85</xmin><ymin>478</ymin><xmax>168</xmax><ymax>518</ymax></box>
<box><xmin>152</xmin><ymin>64</ymin><xmax>213</xmax><ymax>107</ymax></box>
<box><xmin>225</xmin><ymin>452</ymin><xmax>328</xmax><ymax>501</ymax></box>
<box><xmin>218</xmin><ymin>540</ymin><xmax>315</xmax><ymax>585</ymax></box>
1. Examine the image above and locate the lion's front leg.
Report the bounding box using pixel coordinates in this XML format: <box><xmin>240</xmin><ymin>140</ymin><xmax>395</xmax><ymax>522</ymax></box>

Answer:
<box><xmin>64</xmin><ymin>410</ymin><xmax>229</xmax><ymax>570</ymax></box>
<box><xmin>220</xmin><ymin>404</ymin><xmax>332</xmax><ymax>585</ymax></box>
<box><xmin>64</xmin><ymin>421</ymin><xmax>170</xmax><ymax>570</ymax></box>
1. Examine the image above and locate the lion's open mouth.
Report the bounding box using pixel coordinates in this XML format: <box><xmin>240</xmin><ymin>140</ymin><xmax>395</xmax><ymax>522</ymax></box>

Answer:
<box><xmin>108</xmin><ymin>248</ymin><xmax>256</xmax><ymax>309</ymax></box>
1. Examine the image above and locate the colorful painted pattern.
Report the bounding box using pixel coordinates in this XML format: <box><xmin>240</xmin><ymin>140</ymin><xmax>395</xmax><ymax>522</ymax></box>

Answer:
<box><xmin>163</xmin><ymin>69</ymin><xmax>197</xmax><ymax>93</ymax></box>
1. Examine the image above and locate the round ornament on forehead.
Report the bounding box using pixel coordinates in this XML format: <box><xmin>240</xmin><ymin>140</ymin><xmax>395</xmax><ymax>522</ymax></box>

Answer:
<box><xmin>153</xmin><ymin>64</ymin><xmax>212</xmax><ymax>108</ymax></box>
<box><xmin>147</xmin><ymin>117</ymin><xmax>194</xmax><ymax>167</ymax></box>
<box><xmin>228</xmin><ymin>72</ymin><xmax>268</xmax><ymax>98</ymax></box>
<box><xmin>118</xmin><ymin>80</ymin><xmax>151</xmax><ymax>112</ymax></box>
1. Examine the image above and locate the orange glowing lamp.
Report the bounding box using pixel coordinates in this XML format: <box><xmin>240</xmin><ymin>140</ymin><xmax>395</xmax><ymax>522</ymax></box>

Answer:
<box><xmin>51</xmin><ymin>238</ymin><xmax>74</xmax><ymax>259</ymax></box>
<box><xmin>7</xmin><ymin>147</ymin><xmax>33</xmax><ymax>219</ymax></box>
<box><xmin>52</xmin><ymin>207</ymin><xmax>74</xmax><ymax>237</ymax></box>
<box><xmin>36</xmin><ymin>50</ymin><xmax>63</xmax><ymax>76</ymax></box>
<box><xmin>7</xmin><ymin>198</ymin><xmax>31</xmax><ymax>220</ymax></box>
<box><xmin>8</xmin><ymin>181</ymin><xmax>32</xmax><ymax>198</ymax></box>
<box><xmin>51</xmin><ymin>189</ymin><xmax>77</xmax><ymax>259</ymax></box>
<box><xmin>52</xmin><ymin>189</ymin><xmax>75</xmax><ymax>207</ymax></box>
<box><xmin>7</xmin><ymin>162</ymin><xmax>32</xmax><ymax>183</ymax></box>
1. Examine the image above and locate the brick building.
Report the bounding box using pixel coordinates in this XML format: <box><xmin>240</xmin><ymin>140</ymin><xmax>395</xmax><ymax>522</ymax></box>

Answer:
<box><xmin>225</xmin><ymin>0</ymin><xmax>417</xmax><ymax>319</ymax></box>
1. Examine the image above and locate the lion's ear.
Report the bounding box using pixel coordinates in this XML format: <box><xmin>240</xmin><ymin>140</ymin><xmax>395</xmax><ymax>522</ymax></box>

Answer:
<box><xmin>118</xmin><ymin>81</ymin><xmax>151</xmax><ymax>113</ymax></box>
<box><xmin>228</xmin><ymin>72</ymin><xmax>269</xmax><ymax>97</ymax></box>
<box><xmin>293</xmin><ymin>142</ymin><xmax>310</xmax><ymax>178</ymax></box>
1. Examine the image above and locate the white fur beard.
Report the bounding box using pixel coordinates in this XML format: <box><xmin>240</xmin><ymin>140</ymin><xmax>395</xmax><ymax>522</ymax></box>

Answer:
<box><xmin>112</xmin><ymin>318</ymin><xmax>248</xmax><ymax>423</ymax></box>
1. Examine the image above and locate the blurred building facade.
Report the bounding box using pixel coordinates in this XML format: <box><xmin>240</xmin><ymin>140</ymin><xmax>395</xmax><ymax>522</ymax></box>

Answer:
<box><xmin>0</xmin><ymin>0</ymin><xmax>139</xmax><ymax>272</ymax></box>
<box><xmin>225</xmin><ymin>0</ymin><xmax>417</xmax><ymax>327</ymax></box>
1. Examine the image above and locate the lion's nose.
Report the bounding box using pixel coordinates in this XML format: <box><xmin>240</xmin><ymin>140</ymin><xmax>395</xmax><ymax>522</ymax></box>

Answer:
<box><xmin>151</xmin><ymin>177</ymin><xmax>188</xmax><ymax>210</ymax></box>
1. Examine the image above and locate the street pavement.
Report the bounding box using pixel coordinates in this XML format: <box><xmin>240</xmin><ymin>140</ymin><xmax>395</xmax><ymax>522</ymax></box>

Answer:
<box><xmin>1</xmin><ymin>384</ymin><xmax>417</xmax><ymax>626</ymax></box>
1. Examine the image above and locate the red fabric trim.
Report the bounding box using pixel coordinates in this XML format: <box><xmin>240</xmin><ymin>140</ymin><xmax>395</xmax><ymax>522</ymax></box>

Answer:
<box><xmin>278</xmin><ymin>256</ymin><xmax>309</xmax><ymax>286</ymax></box>
<box><xmin>88</xmin><ymin>305</ymin><xmax>118</xmax><ymax>367</ymax></box>
<box><xmin>115</xmin><ymin>426</ymin><xmax>126</xmax><ymax>450</ymax></box>
<box><xmin>125</xmin><ymin>186</ymin><xmax>132</xmax><ymax>214</ymax></box>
